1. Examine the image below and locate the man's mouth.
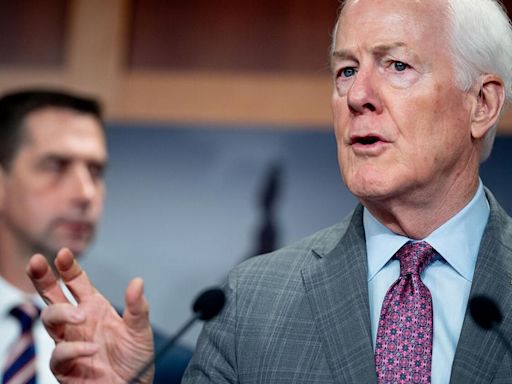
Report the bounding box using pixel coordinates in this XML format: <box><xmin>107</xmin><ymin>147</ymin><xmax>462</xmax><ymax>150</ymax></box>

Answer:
<box><xmin>57</xmin><ymin>220</ymin><xmax>94</xmax><ymax>237</ymax></box>
<box><xmin>350</xmin><ymin>134</ymin><xmax>386</xmax><ymax>145</ymax></box>
<box><xmin>348</xmin><ymin>134</ymin><xmax>390</xmax><ymax>155</ymax></box>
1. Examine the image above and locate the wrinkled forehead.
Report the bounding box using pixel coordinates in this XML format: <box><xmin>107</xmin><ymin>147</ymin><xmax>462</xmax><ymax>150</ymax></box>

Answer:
<box><xmin>333</xmin><ymin>0</ymin><xmax>450</xmax><ymax>52</ymax></box>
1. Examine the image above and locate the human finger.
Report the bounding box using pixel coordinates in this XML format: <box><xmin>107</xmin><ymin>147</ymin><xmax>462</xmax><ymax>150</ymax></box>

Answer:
<box><xmin>123</xmin><ymin>278</ymin><xmax>151</xmax><ymax>333</ymax></box>
<box><xmin>54</xmin><ymin>248</ymin><xmax>96</xmax><ymax>302</ymax></box>
<box><xmin>40</xmin><ymin>303</ymin><xmax>86</xmax><ymax>341</ymax></box>
<box><xmin>27</xmin><ymin>253</ymin><xmax>69</xmax><ymax>305</ymax></box>
<box><xmin>50</xmin><ymin>341</ymin><xmax>99</xmax><ymax>375</ymax></box>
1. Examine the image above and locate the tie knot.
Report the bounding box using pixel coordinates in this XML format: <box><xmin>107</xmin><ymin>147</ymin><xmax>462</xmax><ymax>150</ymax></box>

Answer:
<box><xmin>10</xmin><ymin>302</ymin><xmax>40</xmax><ymax>333</ymax></box>
<box><xmin>395</xmin><ymin>241</ymin><xmax>436</xmax><ymax>277</ymax></box>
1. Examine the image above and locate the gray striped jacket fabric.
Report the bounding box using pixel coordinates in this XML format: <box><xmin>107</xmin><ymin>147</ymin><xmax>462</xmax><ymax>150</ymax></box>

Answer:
<box><xmin>183</xmin><ymin>189</ymin><xmax>512</xmax><ymax>383</ymax></box>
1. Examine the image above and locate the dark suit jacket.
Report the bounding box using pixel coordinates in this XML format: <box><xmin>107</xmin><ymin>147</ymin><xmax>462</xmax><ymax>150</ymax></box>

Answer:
<box><xmin>183</xmin><ymin>190</ymin><xmax>512</xmax><ymax>383</ymax></box>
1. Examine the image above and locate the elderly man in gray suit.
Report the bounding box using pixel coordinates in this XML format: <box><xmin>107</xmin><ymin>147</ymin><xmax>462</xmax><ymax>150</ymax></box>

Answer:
<box><xmin>26</xmin><ymin>0</ymin><xmax>512</xmax><ymax>383</ymax></box>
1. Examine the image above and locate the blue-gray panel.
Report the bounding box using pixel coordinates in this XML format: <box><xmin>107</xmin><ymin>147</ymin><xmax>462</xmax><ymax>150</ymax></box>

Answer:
<box><xmin>481</xmin><ymin>137</ymin><xmax>512</xmax><ymax>214</ymax></box>
<box><xmin>81</xmin><ymin>125</ymin><xmax>512</xmax><ymax>346</ymax></box>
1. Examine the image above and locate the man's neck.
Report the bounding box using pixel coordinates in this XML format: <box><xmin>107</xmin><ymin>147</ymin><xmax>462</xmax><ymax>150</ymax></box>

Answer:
<box><xmin>0</xmin><ymin>229</ymin><xmax>38</xmax><ymax>294</ymax></box>
<box><xmin>361</xmin><ymin>176</ymin><xmax>480</xmax><ymax>240</ymax></box>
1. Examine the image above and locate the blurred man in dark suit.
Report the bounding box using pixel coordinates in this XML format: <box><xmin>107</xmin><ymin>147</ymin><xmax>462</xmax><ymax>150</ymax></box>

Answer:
<box><xmin>0</xmin><ymin>89</ymin><xmax>190</xmax><ymax>383</ymax></box>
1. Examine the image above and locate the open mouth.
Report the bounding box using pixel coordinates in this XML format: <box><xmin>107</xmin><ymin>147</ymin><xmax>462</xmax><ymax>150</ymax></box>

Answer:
<box><xmin>351</xmin><ymin>135</ymin><xmax>383</xmax><ymax>145</ymax></box>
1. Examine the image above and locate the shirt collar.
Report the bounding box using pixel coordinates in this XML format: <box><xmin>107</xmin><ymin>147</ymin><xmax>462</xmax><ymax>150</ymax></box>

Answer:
<box><xmin>365</xmin><ymin>180</ymin><xmax>489</xmax><ymax>282</ymax></box>
<box><xmin>0</xmin><ymin>275</ymin><xmax>42</xmax><ymax>319</ymax></box>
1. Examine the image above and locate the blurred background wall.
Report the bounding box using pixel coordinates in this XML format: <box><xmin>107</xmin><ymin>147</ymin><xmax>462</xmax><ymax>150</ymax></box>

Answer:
<box><xmin>0</xmin><ymin>0</ymin><xmax>511</xmax><ymax>346</ymax></box>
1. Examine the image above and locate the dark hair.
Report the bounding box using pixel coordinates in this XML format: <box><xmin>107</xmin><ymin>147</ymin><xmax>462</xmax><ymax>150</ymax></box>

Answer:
<box><xmin>0</xmin><ymin>89</ymin><xmax>103</xmax><ymax>169</ymax></box>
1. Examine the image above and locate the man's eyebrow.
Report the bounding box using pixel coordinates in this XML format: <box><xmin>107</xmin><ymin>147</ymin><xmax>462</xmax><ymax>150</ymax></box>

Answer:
<box><xmin>331</xmin><ymin>42</ymin><xmax>422</xmax><ymax>71</ymax></box>
<box><xmin>331</xmin><ymin>42</ymin><xmax>408</xmax><ymax>60</ymax></box>
<box><xmin>331</xmin><ymin>49</ymin><xmax>356</xmax><ymax>61</ymax></box>
<box><xmin>372</xmin><ymin>42</ymin><xmax>407</xmax><ymax>55</ymax></box>
<box><xmin>39</xmin><ymin>152</ymin><xmax>108</xmax><ymax>164</ymax></box>
<box><xmin>39</xmin><ymin>153</ymin><xmax>69</xmax><ymax>161</ymax></box>
<box><xmin>330</xmin><ymin>49</ymin><xmax>357</xmax><ymax>72</ymax></box>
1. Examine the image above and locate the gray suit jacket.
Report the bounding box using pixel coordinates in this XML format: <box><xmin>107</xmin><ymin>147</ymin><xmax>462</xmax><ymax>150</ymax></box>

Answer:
<box><xmin>183</xmin><ymin>190</ymin><xmax>512</xmax><ymax>383</ymax></box>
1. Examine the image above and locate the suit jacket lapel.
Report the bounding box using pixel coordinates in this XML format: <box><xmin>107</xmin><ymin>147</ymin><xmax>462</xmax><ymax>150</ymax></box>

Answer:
<box><xmin>302</xmin><ymin>206</ymin><xmax>378</xmax><ymax>384</ymax></box>
<box><xmin>450</xmin><ymin>191</ymin><xmax>512</xmax><ymax>383</ymax></box>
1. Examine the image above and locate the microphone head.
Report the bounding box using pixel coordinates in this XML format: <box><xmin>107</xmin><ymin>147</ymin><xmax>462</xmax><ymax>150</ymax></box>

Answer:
<box><xmin>192</xmin><ymin>287</ymin><xmax>226</xmax><ymax>321</ymax></box>
<box><xmin>469</xmin><ymin>295</ymin><xmax>503</xmax><ymax>330</ymax></box>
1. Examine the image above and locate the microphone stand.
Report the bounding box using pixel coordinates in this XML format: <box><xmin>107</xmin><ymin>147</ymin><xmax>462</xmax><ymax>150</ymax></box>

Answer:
<box><xmin>127</xmin><ymin>287</ymin><xmax>225</xmax><ymax>384</ymax></box>
<box><xmin>128</xmin><ymin>313</ymin><xmax>200</xmax><ymax>384</ymax></box>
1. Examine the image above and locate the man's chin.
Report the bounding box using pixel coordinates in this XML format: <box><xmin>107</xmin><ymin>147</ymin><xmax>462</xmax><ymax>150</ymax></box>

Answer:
<box><xmin>346</xmin><ymin>179</ymin><xmax>396</xmax><ymax>203</ymax></box>
<box><xmin>41</xmin><ymin>240</ymin><xmax>90</xmax><ymax>260</ymax></box>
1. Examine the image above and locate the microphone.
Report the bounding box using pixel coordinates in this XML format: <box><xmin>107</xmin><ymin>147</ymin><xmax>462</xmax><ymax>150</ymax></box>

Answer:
<box><xmin>469</xmin><ymin>295</ymin><xmax>502</xmax><ymax>329</ymax></box>
<box><xmin>469</xmin><ymin>295</ymin><xmax>512</xmax><ymax>353</ymax></box>
<box><xmin>128</xmin><ymin>287</ymin><xmax>226</xmax><ymax>384</ymax></box>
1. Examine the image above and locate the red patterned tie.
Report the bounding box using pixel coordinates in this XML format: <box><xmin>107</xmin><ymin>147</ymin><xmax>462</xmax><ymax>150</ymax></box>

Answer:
<box><xmin>2</xmin><ymin>302</ymin><xmax>40</xmax><ymax>384</ymax></box>
<box><xmin>374</xmin><ymin>241</ymin><xmax>437</xmax><ymax>384</ymax></box>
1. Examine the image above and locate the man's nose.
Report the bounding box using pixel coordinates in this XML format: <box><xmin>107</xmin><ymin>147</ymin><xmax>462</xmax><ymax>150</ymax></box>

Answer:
<box><xmin>68</xmin><ymin>164</ymin><xmax>97</xmax><ymax>204</ymax></box>
<box><xmin>346</xmin><ymin>67</ymin><xmax>382</xmax><ymax>115</ymax></box>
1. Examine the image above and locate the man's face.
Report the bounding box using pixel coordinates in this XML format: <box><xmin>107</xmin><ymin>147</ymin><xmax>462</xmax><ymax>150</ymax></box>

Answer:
<box><xmin>332</xmin><ymin>0</ymin><xmax>478</xmax><ymax>206</ymax></box>
<box><xmin>0</xmin><ymin>107</ymin><xmax>107</xmax><ymax>258</ymax></box>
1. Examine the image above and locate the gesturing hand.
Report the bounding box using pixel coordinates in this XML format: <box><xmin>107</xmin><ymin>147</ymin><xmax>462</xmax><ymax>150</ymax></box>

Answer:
<box><xmin>27</xmin><ymin>248</ymin><xmax>154</xmax><ymax>384</ymax></box>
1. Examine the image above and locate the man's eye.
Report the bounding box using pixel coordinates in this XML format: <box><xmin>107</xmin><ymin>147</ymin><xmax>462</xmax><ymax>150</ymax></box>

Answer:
<box><xmin>393</xmin><ymin>61</ymin><xmax>408</xmax><ymax>71</ymax></box>
<box><xmin>88</xmin><ymin>164</ymin><xmax>105</xmax><ymax>180</ymax></box>
<box><xmin>42</xmin><ymin>159</ymin><xmax>67</xmax><ymax>172</ymax></box>
<box><xmin>339</xmin><ymin>67</ymin><xmax>357</xmax><ymax>78</ymax></box>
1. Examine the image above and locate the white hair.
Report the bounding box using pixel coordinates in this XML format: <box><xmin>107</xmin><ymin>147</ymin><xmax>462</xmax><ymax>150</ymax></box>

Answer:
<box><xmin>445</xmin><ymin>0</ymin><xmax>512</xmax><ymax>161</ymax></box>
<box><xmin>333</xmin><ymin>0</ymin><xmax>512</xmax><ymax>162</ymax></box>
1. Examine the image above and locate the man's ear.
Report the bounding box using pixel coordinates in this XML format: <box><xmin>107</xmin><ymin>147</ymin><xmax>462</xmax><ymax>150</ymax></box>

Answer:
<box><xmin>471</xmin><ymin>74</ymin><xmax>505</xmax><ymax>140</ymax></box>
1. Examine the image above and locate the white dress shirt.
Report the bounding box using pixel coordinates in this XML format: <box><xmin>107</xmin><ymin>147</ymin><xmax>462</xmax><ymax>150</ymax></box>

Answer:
<box><xmin>365</xmin><ymin>181</ymin><xmax>489</xmax><ymax>384</ymax></box>
<box><xmin>0</xmin><ymin>275</ymin><xmax>58</xmax><ymax>384</ymax></box>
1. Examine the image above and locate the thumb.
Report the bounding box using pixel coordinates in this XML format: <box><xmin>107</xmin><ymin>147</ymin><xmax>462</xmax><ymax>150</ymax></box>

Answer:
<box><xmin>123</xmin><ymin>277</ymin><xmax>150</xmax><ymax>332</ymax></box>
